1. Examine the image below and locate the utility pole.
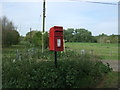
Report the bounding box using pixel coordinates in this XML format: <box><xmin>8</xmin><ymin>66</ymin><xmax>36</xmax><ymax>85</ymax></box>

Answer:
<box><xmin>42</xmin><ymin>0</ymin><xmax>46</xmax><ymax>53</ymax></box>
<box><xmin>30</xmin><ymin>28</ymin><xmax>32</xmax><ymax>43</ymax></box>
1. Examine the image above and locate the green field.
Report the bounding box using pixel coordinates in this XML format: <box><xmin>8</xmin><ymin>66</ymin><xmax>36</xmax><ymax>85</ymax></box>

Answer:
<box><xmin>65</xmin><ymin>42</ymin><xmax>118</xmax><ymax>60</ymax></box>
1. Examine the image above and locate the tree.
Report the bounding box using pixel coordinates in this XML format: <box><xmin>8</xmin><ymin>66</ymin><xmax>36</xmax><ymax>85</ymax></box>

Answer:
<box><xmin>64</xmin><ymin>28</ymin><xmax>74</xmax><ymax>42</ymax></box>
<box><xmin>25</xmin><ymin>31</ymin><xmax>49</xmax><ymax>48</ymax></box>
<box><xmin>109</xmin><ymin>34</ymin><xmax>118</xmax><ymax>43</ymax></box>
<box><xmin>2</xmin><ymin>16</ymin><xmax>20</xmax><ymax>47</ymax></box>
<box><xmin>25</xmin><ymin>30</ymin><xmax>38</xmax><ymax>43</ymax></box>
<box><xmin>2</xmin><ymin>16</ymin><xmax>15</xmax><ymax>31</ymax></box>
<box><xmin>64</xmin><ymin>28</ymin><xmax>93</xmax><ymax>42</ymax></box>
<box><xmin>32</xmin><ymin>31</ymin><xmax>42</xmax><ymax>46</ymax></box>
<box><xmin>96</xmin><ymin>33</ymin><xmax>119</xmax><ymax>43</ymax></box>
<box><xmin>74</xmin><ymin>28</ymin><xmax>92</xmax><ymax>42</ymax></box>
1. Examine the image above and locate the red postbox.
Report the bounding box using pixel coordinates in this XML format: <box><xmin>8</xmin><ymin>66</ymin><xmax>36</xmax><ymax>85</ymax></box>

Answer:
<box><xmin>49</xmin><ymin>26</ymin><xmax>64</xmax><ymax>51</ymax></box>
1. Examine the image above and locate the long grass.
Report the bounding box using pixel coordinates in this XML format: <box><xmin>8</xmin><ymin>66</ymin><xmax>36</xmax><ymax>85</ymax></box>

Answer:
<box><xmin>96</xmin><ymin>72</ymin><xmax>120</xmax><ymax>88</ymax></box>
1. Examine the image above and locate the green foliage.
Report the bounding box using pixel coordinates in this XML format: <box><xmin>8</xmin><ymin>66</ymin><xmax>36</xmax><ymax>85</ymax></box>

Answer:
<box><xmin>2</xmin><ymin>16</ymin><xmax>20</xmax><ymax>47</ymax></box>
<box><xmin>2</xmin><ymin>47</ymin><xmax>112</xmax><ymax>88</ymax></box>
<box><xmin>32</xmin><ymin>31</ymin><xmax>42</xmax><ymax>46</ymax></box>
<box><xmin>24</xmin><ymin>31</ymin><xmax>38</xmax><ymax>42</ymax></box>
<box><xmin>96</xmin><ymin>33</ymin><xmax>118</xmax><ymax>43</ymax></box>
<box><xmin>109</xmin><ymin>34</ymin><xmax>118</xmax><ymax>43</ymax></box>
<box><xmin>2</xmin><ymin>30</ymin><xmax>20</xmax><ymax>47</ymax></box>
<box><xmin>64</xmin><ymin>29</ymin><xmax>118</xmax><ymax>43</ymax></box>
<box><xmin>43</xmin><ymin>32</ymin><xmax>49</xmax><ymax>48</ymax></box>
<box><xmin>64</xmin><ymin>28</ymin><xmax>93</xmax><ymax>42</ymax></box>
<box><xmin>2</xmin><ymin>16</ymin><xmax>15</xmax><ymax>31</ymax></box>
<box><xmin>96</xmin><ymin>72</ymin><xmax>119</xmax><ymax>88</ymax></box>
<box><xmin>25</xmin><ymin>31</ymin><xmax>48</xmax><ymax>48</ymax></box>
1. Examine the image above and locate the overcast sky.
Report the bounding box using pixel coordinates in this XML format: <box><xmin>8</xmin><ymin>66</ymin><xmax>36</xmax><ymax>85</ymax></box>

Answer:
<box><xmin>1</xmin><ymin>0</ymin><xmax>119</xmax><ymax>36</ymax></box>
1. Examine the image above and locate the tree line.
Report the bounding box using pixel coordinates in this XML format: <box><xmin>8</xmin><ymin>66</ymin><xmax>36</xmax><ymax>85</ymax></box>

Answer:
<box><xmin>25</xmin><ymin>28</ymin><xmax>119</xmax><ymax>49</ymax></box>
<box><xmin>64</xmin><ymin>28</ymin><xmax>119</xmax><ymax>43</ymax></box>
<box><xmin>96</xmin><ymin>33</ymin><xmax>119</xmax><ymax>43</ymax></box>
<box><xmin>1</xmin><ymin>16</ymin><xmax>119</xmax><ymax>48</ymax></box>
<box><xmin>64</xmin><ymin>28</ymin><xmax>94</xmax><ymax>42</ymax></box>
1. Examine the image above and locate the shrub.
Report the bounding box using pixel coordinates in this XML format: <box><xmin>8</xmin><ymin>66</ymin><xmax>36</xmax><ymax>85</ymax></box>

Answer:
<box><xmin>2</xmin><ymin>29</ymin><xmax>20</xmax><ymax>47</ymax></box>
<box><xmin>25</xmin><ymin>31</ymin><xmax>48</xmax><ymax>48</ymax></box>
<box><xmin>2</xmin><ymin>50</ymin><xmax>112</xmax><ymax>88</ymax></box>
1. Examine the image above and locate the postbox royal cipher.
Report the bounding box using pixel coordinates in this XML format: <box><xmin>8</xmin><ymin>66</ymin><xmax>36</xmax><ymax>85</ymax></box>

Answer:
<box><xmin>49</xmin><ymin>26</ymin><xmax>64</xmax><ymax>51</ymax></box>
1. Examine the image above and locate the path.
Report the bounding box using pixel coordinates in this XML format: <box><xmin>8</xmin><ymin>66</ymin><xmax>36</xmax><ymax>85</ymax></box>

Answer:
<box><xmin>101</xmin><ymin>60</ymin><xmax>119</xmax><ymax>72</ymax></box>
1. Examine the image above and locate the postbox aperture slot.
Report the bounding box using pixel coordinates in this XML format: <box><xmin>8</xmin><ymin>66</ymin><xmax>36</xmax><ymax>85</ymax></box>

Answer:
<box><xmin>54</xmin><ymin>31</ymin><xmax>63</xmax><ymax>36</ymax></box>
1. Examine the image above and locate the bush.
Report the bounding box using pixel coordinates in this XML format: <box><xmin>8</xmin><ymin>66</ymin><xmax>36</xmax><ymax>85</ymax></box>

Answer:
<box><xmin>2</xmin><ymin>30</ymin><xmax>20</xmax><ymax>47</ymax></box>
<box><xmin>25</xmin><ymin>31</ymin><xmax>48</xmax><ymax>48</ymax></box>
<box><xmin>2</xmin><ymin>50</ymin><xmax>112</xmax><ymax>88</ymax></box>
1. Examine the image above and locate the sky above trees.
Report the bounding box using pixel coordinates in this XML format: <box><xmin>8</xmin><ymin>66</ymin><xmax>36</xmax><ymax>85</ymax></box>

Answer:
<box><xmin>1</xmin><ymin>0</ymin><xmax>118</xmax><ymax>36</ymax></box>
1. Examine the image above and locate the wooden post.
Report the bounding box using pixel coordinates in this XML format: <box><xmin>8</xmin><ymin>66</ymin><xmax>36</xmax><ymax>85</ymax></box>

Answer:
<box><xmin>42</xmin><ymin>0</ymin><xmax>46</xmax><ymax>53</ymax></box>
<box><xmin>30</xmin><ymin>28</ymin><xmax>31</xmax><ymax>43</ymax></box>
<box><xmin>54</xmin><ymin>51</ymin><xmax>57</xmax><ymax>68</ymax></box>
<box><xmin>64</xmin><ymin>39</ymin><xmax>66</xmax><ymax>53</ymax></box>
